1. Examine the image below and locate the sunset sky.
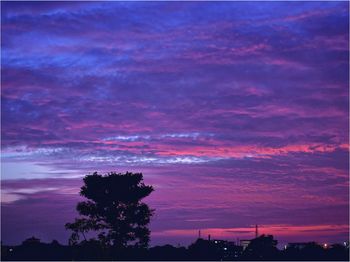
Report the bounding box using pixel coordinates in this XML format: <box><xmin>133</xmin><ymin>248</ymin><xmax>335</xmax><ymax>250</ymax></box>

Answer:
<box><xmin>1</xmin><ymin>1</ymin><xmax>349</xmax><ymax>247</ymax></box>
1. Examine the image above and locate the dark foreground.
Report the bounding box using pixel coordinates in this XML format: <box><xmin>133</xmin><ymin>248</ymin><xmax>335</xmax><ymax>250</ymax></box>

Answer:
<box><xmin>2</xmin><ymin>236</ymin><xmax>349</xmax><ymax>261</ymax></box>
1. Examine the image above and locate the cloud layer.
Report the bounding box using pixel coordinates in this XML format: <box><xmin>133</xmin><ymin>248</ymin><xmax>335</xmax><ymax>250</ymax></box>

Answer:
<box><xmin>1</xmin><ymin>1</ymin><xmax>349</xmax><ymax>246</ymax></box>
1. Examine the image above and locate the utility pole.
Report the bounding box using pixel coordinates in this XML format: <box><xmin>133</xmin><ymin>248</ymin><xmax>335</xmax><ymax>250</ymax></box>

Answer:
<box><xmin>255</xmin><ymin>224</ymin><xmax>258</xmax><ymax>238</ymax></box>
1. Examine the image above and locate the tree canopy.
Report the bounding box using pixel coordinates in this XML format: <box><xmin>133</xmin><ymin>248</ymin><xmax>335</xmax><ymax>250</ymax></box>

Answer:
<box><xmin>65</xmin><ymin>171</ymin><xmax>154</xmax><ymax>249</ymax></box>
<box><xmin>242</xmin><ymin>234</ymin><xmax>279</xmax><ymax>260</ymax></box>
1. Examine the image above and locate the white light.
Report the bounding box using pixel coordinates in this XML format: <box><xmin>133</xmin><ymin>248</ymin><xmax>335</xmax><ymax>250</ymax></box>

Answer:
<box><xmin>9</xmin><ymin>249</ymin><xmax>13</xmax><ymax>252</ymax></box>
<box><xmin>215</xmin><ymin>241</ymin><xmax>218</xmax><ymax>244</ymax></box>
<box><xmin>223</xmin><ymin>247</ymin><xmax>227</xmax><ymax>250</ymax></box>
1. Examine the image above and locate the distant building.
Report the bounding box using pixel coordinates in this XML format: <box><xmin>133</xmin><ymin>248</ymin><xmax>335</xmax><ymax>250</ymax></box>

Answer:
<box><xmin>287</xmin><ymin>242</ymin><xmax>316</xmax><ymax>250</ymax></box>
<box><xmin>239</xmin><ymin>239</ymin><xmax>251</xmax><ymax>250</ymax></box>
<box><xmin>238</xmin><ymin>225</ymin><xmax>260</xmax><ymax>250</ymax></box>
<box><xmin>211</xmin><ymin>239</ymin><xmax>243</xmax><ymax>259</ymax></box>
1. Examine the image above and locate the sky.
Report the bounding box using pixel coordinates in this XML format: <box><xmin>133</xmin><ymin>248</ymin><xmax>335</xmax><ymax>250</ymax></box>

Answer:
<box><xmin>1</xmin><ymin>1</ymin><xmax>349</xmax><ymax>247</ymax></box>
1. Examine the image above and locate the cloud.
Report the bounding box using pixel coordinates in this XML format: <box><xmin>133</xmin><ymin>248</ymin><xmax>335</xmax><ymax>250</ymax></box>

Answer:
<box><xmin>1</xmin><ymin>1</ymin><xmax>348</xmax><ymax>246</ymax></box>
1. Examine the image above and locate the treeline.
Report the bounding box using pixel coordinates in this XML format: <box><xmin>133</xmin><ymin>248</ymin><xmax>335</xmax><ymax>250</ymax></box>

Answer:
<box><xmin>2</xmin><ymin>174</ymin><xmax>348</xmax><ymax>261</ymax></box>
<box><xmin>2</xmin><ymin>235</ymin><xmax>349</xmax><ymax>261</ymax></box>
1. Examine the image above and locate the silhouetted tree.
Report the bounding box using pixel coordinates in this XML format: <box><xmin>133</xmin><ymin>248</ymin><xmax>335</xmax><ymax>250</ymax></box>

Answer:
<box><xmin>21</xmin><ymin>236</ymin><xmax>41</xmax><ymax>246</ymax></box>
<box><xmin>242</xmin><ymin>235</ymin><xmax>280</xmax><ymax>260</ymax></box>
<box><xmin>149</xmin><ymin>244</ymin><xmax>188</xmax><ymax>260</ymax></box>
<box><xmin>326</xmin><ymin>244</ymin><xmax>349</xmax><ymax>261</ymax></box>
<box><xmin>188</xmin><ymin>239</ymin><xmax>221</xmax><ymax>260</ymax></box>
<box><xmin>300</xmin><ymin>242</ymin><xmax>326</xmax><ymax>260</ymax></box>
<box><xmin>65</xmin><ymin>172</ymin><xmax>154</xmax><ymax>250</ymax></box>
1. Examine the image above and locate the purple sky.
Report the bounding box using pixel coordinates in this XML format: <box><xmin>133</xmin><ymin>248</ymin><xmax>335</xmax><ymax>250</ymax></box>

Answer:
<box><xmin>1</xmin><ymin>1</ymin><xmax>349</xmax><ymax>247</ymax></box>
